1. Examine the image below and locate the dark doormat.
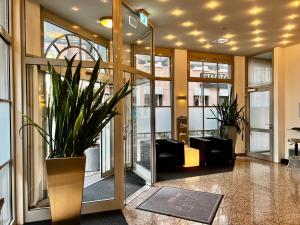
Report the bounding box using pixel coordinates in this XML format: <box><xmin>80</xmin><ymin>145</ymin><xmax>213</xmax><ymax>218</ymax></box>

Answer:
<box><xmin>83</xmin><ymin>170</ymin><xmax>146</xmax><ymax>202</ymax></box>
<box><xmin>137</xmin><ymin>186</ymin><xmax>223</xmax><ymax>224</ymax></box>
<box><xmin>157</xmin><ymin>162</ymin><xmax>235</xmax><ymax>181</ymax></box>
<box><xmin>25</xmin><ymin>210</ymin><xmax>128</xmax><ymax>225</ymax></box>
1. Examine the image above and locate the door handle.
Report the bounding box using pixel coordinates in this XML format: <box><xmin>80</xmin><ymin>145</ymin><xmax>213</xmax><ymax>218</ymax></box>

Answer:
<box><xmin>265</xmin><ymin>123</ymin><xmax>273</xmax><ymax>129</ymax></box>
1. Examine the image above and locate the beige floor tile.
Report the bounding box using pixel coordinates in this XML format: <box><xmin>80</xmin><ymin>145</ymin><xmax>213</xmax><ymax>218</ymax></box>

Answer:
<box><xmin>123</xmin><ymin>157</ymin><xmax>300</xmax><ymax>225</ymax></box>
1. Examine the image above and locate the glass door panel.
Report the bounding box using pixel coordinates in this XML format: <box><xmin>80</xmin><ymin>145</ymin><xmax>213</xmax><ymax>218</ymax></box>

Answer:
<box><xmin>124</xmin><ymin>73</ymin><xmax>152</xmax><ymax>202</ymax></box>
<box><xmin>133</xmin><ymin>76</ymin><xmax>152</xmax><ymax>183</ymax></box>
<box><xmin>248</xmin><ymin>90</ymin><xmax>272</xmax><ymax>158</ymax></box>
<box><xmin>250</xmin><ymin>91</ymin><xmax>270</xmax><ymax>130</ymax></box>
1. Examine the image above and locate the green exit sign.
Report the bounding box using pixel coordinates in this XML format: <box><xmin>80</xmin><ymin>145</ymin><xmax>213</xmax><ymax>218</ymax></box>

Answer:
<box><xmin>140</xmin><ymin>12</ymin><xmax>148</xmax><ymax>27</ymax></box>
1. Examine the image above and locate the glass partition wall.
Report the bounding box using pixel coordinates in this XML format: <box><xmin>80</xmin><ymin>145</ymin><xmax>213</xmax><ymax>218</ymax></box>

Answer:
<box><xmin>23</xmin><ymin>0</ymin><xmax>154</xmax><ymax>222</ymax></box>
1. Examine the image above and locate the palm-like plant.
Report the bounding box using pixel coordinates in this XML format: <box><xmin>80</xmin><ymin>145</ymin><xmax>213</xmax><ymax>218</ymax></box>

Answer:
<box><xmin>209</xmin><ymin>94</ymin><xmax>248</xmax><ymax>138</ymax></box>
<box><xmin>21</xmin><ymin>56</ymin><xmax>131</xmax><ymax>158</ymax></box>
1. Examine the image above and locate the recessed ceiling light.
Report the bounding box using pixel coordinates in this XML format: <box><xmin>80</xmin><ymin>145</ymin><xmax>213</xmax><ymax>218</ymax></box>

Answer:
<box><xmin>252</xmin><ymin>29</ymin><xmax>264</xmax><ymax>34</ymax></box>
<box><xmin>250</xmin><ymin>19</ymin><xmax>262</xmax><ymax>26</ymax></box>
<box><xmin>125</xmin><ymin>49</ymin><xmax>131</xmax><ymax>53</ymax></box>
<box><xmin>71</xmin><ymin>6</ymin><xmax>79</xmax><ymax>11</ymax></box>
<box><xmin>284</xmin><ymin>24</ymin><xmax>296</xmax><ymax>31</ymax></box>
<box><xmin>248</xmin><ymin>7</ymin><xmax>264</xmax><ymax>15</ymax></box>
<box><xmin>252</xmin><ymin>37</ymin><xmax>264</xmax><ymax>42</ymax></box>
<box><xmin>182</xmin><ymin>21</ymin><xmax>194</xmax><ymax>27</ymax></box>
<box><xmin>171</xmin><ymin>9</ymin><xmax>184</xmax><ymax>16</ymax></box>
<box><xmin>72</xmin><ymin>25</ymin><xmax>79</xmax><ymax>29</ymax></box>
<box><xmin>175</xmin><ymin>41</ymin><xmax>184</xmax><ymax>47</ymax></box>
<box><xmin>98</xmin><ymin>17</ymin><xmax>113</xmax><ymax>29</ymax></box>
<box><xmin>93</xmin><ymin>34</ymin><xmax>99</xmax><ymax>38</ymax></box>
<box><xmin>213</xmin><ymin>38</ymin><xmax>229</xmax><ymax>44</ymax></box>
<box><xmin>282</xmin><ymin>33</ymin><xmax>294</xmax><ymax>38</ymax></box>
<box><xmin>281</xmin><ymin>40</ymin><xmax>291</xmax><ymax>45</ymax></box>
<box><xmin>136</xmin><ymin>40</ymin><xmax>143</xmax><ymax>44</ymax></box>
<box><xmin>254</xmin><ymin>43</ymin><xmax>264</xmax><ymax>48</ymax></box>
<box><xmin>290</xmin><ymin>1</ymin><xmax>300</xmax><ymax>8</ymax></box>
<box><xmin>197</xmin><ymin>38</ymin><xmax>207</xmax><ymax>43</ymax></box>
<box><xmin>188</xmin><ymin>30</ymin><xmax>202</xmax><ymax>36</ymax></box>
<box><xmin>126</xmin><ymin>32</ymin><xmax>133</xmax><ymax>36</ymax></box>
<box><xmin>226</xmin><ymin>41</ymin><xmax>237</xmax><ymax>46</ymax></box>
<box><xmin>230</xmin><ymin>47</ymin><xmax>239</xmax><ymax>51</ymax></box>
<box><xmin>100</xmin><ymin>0</ymin><xmax>110</xmax><ymax>3</ymax></box>
<box><xmin>145</xmin><ymin>46</ymin><xmax>151</xmax><ymax>50</ymax></box>
<box><xmin>287</xmin><ymin>14</ymin><xmax>299</xmax><ymax>20</ymax></box>
<box><xmin>165</xmin><ymin>34</ymin><xmax>176</xmax><ymax>40</ymax></box>
<box><xmin>205</xmin><ymin>1</ymin><xmax>220</xmax><ymax>10</ymax></box>
<box><xmin>213</xmin><ymin>14</ymin><xmax>226</xmax><ymax>22</ymax></box>
<box><xmin>204</xmin><ymin>44</ymin><xmax>212</xmax><ymax>49</ymax></box>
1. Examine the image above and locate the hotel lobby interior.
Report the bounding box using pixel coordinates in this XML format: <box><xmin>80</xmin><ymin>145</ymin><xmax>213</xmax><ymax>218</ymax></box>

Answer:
<box><xmin>1</xmin><ymin>0</ymin><xmax>300</xmax><ymax>224</ymax></box>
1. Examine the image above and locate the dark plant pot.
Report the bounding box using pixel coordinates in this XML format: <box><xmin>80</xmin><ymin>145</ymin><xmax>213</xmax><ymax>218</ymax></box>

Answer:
<box><xmin>46</xmin><ymin>157</ymin><xmax>86</xmax><ymax>225</ymax></box>
<box><xmin>223</xmin><ymin>126</ymin><xmax>237</xmax><ymax>153</ymax></box>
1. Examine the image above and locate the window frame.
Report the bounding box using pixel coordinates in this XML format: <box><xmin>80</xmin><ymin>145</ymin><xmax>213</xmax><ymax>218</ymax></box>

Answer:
<box><xmin>0</xmin><ymin>0</ymin><xmax>14</xmax><ymax>225</ymax></box>
<box><xmin>187</xmin><ymin>54</ymin><xmax>234</xmax><ymax>138</ymax></box>
<box><xmin>154</xmin><ymin>49</ymin><xmax>174</xmax><ymax>139</ymax></box>
<box><xmin>42</xmin><ymin>20</ymin><xmax>109</xmax><ymax>62</ymax></box>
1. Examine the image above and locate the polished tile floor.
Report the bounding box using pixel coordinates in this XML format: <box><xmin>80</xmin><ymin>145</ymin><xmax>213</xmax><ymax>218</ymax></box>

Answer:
<box><xmin>123</xmin><ymin>157</ymin><xmax>300</xmax><ymax>225</ymax></box>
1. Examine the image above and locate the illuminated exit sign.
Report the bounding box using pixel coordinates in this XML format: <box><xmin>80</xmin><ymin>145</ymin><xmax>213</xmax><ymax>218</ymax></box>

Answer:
<box><xmin>140</xmin><ymin>12</ymin><xmax>148</xmax><ymax>27</ymax></box>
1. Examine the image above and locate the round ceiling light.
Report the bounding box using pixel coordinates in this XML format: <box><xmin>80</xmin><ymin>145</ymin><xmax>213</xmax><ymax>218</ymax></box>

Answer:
<box><xmin>99</xmin><ymin>17</ymin><xmax>113</xmax><ymax>29</ymax></box>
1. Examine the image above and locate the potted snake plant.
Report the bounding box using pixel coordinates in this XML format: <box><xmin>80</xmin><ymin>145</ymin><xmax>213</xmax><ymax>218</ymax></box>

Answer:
<box><xmin>20</xmin><ymin>56</ymin><xmax>131</xmax><ymax>225</ymax></box>
<box><xmin>208</xmin><ymin>94</ymin><xmax>248</xmax><ymax>153</ymax></box>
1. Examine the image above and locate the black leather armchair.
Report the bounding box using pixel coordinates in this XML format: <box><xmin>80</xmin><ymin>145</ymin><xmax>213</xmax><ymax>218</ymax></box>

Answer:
<box><xmin>156</xmin><ymin>139</ymin><xmax>185</xmax><ymax>171</ymax></box>
<box><xmin>190</xmin><ymin>137</ymin><xmax>233</xmax><ymax>165</ymax></box>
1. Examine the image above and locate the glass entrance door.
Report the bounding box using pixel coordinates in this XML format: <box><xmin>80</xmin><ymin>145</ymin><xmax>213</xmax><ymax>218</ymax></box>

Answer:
<box><xmin>124</xmin><ymin>75</ymin><xmax>153</xmax><ymax>201</ymax></box>
<box><xmin>248</xmin><ymin>88</ymin><xmax>273</xmax><ymax>160</ymax></box>
<box><xmin>247</xmin><ymin>52</ymin><xmax>273</xmax><ymax>160</ymax></box>
<box><xmin>132</xmin><ymin>76</ymin><xmax>152</xmax><ymax>184</ymax></box>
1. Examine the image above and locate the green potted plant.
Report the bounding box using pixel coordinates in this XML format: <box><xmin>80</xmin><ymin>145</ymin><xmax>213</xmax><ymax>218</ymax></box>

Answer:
<box><xmin>20</xmin><ymin>56</ymin><xmax>131</xmax><ymax>225</ymax></box>
<box><xmin>208</xmin><ymin>94</ymin><xmax>248</xmax><ymax>152</ymax></box>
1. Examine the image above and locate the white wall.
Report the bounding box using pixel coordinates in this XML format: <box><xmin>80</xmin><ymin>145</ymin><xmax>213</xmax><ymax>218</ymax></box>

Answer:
<box><xmin>283</xmin><ymin>44</ymin><xmax>300</xmax><ymax>159</ymax></box>
<box><xmin>234</xmin><ymin>56</ymin><xmax>246</xmax><ymax>154</ymax></box>
<box><xmin>273</xmin><ymin>47</ymin><xmax>285</xmax><ymax>162</ymax></box>
<box><xmin>25</xmin><ymin>0</ymin><xmax>41</xmax><ymax>56</ymax></box>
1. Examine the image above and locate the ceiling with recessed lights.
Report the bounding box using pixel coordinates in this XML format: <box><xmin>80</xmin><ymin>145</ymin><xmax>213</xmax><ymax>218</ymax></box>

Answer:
<box><xmin>35</xmin><ymin>0</ymin><xmax>300</xmax><ymax>55</ymax></box>
<box><xmin>127</xmin><ymin>0</ymin><xmax>300</xmax><ymax>55</ymax></box>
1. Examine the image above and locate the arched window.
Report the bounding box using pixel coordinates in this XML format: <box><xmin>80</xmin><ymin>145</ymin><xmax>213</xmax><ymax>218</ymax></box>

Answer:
<box><xmin>43</xmin><ymin>21</ymin><xmax>108</xmax><ymax>62</ymax></box>
<box><xmin>44</xmin><ymin>34</ymin><xmax>103</xmax><ymax>61</ymax></box>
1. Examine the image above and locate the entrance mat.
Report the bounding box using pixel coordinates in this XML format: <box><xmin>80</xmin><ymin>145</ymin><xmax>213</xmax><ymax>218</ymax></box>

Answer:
<box><xmin>137</xmin><ymin>186</ymin><xmax>223</xmax><ymax>224</ymax></box>
<box><xmin>25</xmin><ymin>210</ymin><xmax>128</xmax><ymax>225</ymax></box>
